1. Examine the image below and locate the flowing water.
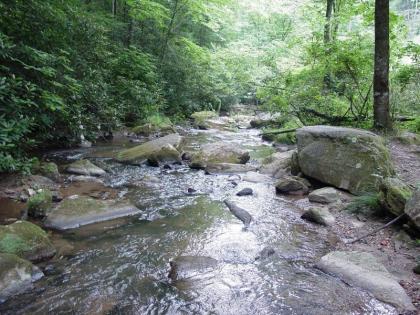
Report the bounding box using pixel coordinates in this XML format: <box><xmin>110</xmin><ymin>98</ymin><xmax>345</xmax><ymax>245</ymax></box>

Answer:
<box><xmin>0</xmin><ymin>126</ymin><xmax>397</xmax><ymax>315</ymax></box>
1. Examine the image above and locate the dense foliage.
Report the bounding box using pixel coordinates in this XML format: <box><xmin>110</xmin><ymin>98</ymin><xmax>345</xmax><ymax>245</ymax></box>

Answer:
<box><xmin>0</xmin><ymin>0</ymin><xmax>419</xmax><ymax>172</ymax></box>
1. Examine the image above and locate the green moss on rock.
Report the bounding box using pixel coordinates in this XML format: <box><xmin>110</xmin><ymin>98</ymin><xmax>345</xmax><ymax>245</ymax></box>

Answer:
<box><xmin>28</xmin><ymin>190</ymin><xmax>53</xmax><ymax>218</ymax></box>
<box><xmin>0</xmin><ymin>221</ymin><xmax>55</xmax><ymax>261</ymax></box>
<box><xmin>379</xmin><ymin>177</ymin><xmax>413</xmax><ymax>216</ymax></box>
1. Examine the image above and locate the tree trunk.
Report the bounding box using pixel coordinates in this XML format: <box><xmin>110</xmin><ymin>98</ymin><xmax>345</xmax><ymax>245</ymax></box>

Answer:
<box><xmin>112</xmin><ymin>0</ymin><xmax>117</xmax><ymax>16</ymax></box>
<box><xmin>323</xmin><ymin>0</ymin><xmax>335</xmax><ymax>90</ymax></box>
<box><xmin>160</xmin><ymin>0</ymin><xmax>179</xmax><ymax>65</ymax></box>
<box><xmin>373</xmin><ymin>0</ymin><xmax>392</xmax><ymax>130</ymax></box>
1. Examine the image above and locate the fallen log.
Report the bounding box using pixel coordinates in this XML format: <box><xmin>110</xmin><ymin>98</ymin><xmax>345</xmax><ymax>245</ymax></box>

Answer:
<box><xmin>260</xmin><ymin>128</ymin><xmax>297</xmax><ymax>136</ymax></box>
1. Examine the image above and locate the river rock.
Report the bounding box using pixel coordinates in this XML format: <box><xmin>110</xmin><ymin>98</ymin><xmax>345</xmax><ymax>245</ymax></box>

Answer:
<box><xmin>275</xmin><ymin>176</ymin><xmax>310</xmax><ymax>195</ymax></box>
<box><xmin>168</xmin><ymin>256</ymin><xmax>218</xmax><ymax>281</ymax></box>
<box><xmin>191</xmin><ymin>111</ymin><xmax>218</xmax><ymax>129</ymax></box>
<box><xmin>242</xmin><ymin>171</ymin><xmax>272</xmax><ymax>183</ymax></box>
<box><xmin>117</xmin><ymin>134</ymin><xmax>183</xmax><ymax>165</ymax></box>
<box><xmin>378</xmin><ymin>177</ymin><xmax>412</xmax><ymax>216</ymax></box>
<box><xmin>316</xmin><ymin>251</ymin><xmax>415</xmax><ymax>311</ymax></box>
<box><xmin>190</xmin><ymin>142</ymin><xmax>250</xmax><ymax>169</ymax></box>
<box><xmin>260</xmin><ymin>150</ymin><xmax>294</xmax><ymax>178</ymax></box>
<box><xmin>66</xmin><ymin>159</ymin><xmax>106</xmax><ymax>176</ymax></box>
<box><xmin>44</xmin><ymin>196</ymin><xmax>141</xmax><ymax>230</ymax></box>
<box><xmin>0</xmin><ymin>253</ymin><xmax>44</xmax><ymax>303</ymax></box>
<box><xmin>405</xmin><ymin>187</ymin><xmax>420</xmax><ymax>229</ymax></box>
<box><xmin>301</xmin><ymin>207</ymin><xmax>335</xmax><ymax>226</ymax></box>
<box><xmin>296</xmin><ymin>126</ymin><xmax>395</xmax><ymax>195</ymax></box>
<box><xmin>224</xmin><ymin>200</ymin><xmax>253</xmax><ymax>227</ymax></box>
<box><xmin>27</xmin><ymin>190</ymin><xmax>53</xmax><ymax>218</ymax></box>
<box><xmin>34</xmin><ymin>162</ymin><xmax>60</xmax><ymax>181</ymax></box>
<box><xmin>205</xmin><ymin>163</ymin><xmax>257</xmax><ymax>174</ymax></box>
<box><xmin>131</xmin><ymin>123</ymin><xmax>175</xmax><ymax>137</ymax></box>
<box><xmin>0</xmin><ymin>221</ymin><xmax>56</xmax><ymax>261</ymax></box>
<box><xmin>308</xmin><ymin>187</ymin><xmax>340</xmax><ymax>204</ymax></box>
<box><xmin>237</xmin><ymin>188</ymin><xmax>253</xmax><ymax>196</ymax></box>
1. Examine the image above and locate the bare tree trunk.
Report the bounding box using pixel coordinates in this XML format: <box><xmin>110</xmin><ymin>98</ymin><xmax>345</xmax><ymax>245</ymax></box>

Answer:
<box><xmin>373</xmin><ymin>0</ymin><xmax>393</xmax><ymax>130</ymax></box>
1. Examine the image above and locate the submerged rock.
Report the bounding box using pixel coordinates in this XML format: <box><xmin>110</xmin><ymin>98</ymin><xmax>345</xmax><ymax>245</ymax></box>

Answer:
<box><xmin>308</xmin><ymin>187</ymin><xmax>340</xmax><ymax>204</ymax></box>
<box><xmin>44</xmin><ymin>196</ymin><xmax>141</xmax><ymax>230</ymax></box>
<box><xmin>378</xmin><ymin>177</ymin><xmax>412</xmax><ymax>216</ymax></box>
<box><xmin>275</xmin><ymin>176</ymin><xmax>310</xmax><ymax>195</ymax></box>
<box><xmin>66</xmin><ymin>159</ymin><xmax>106</xmax><ymax>177</ymax></box>
<box><xmin>205</xmin><ymin>163</ymin><xmax>257</xmax><ymax>174</ymax></box>
<box><xmin>301</xmin><ymin>207</ymin><xmax>335</xmax><ymax>226</ymax></box>
<box><xmin>405</xmin><ymin>187</ymin><xmax>420</xmax><ymax>229</ymax></box>
<box><xmin>236</xmin><ymin>188</ymin><xmax>253</xmax><ymax>196</ymax></box>
<box><xmin>296</xmin><ymin>126</ymin><xmax>395</xmax><ymax>195</ymax></box>
<box><xmin>168</xmin><ymin>256</ymin><xmax>218</xmax><ymax>281</ymax></box>
<box><xmin>316</xmin><ymin>251</ymin><xmax>415</xmax><ymax>311</ymax></box>
<box><xmin>224</xmin><ymin>200</ymin><xmax>253</xmax><ymax>227</ymax></box>
<box><xmin>0</xmin><ymin>221</ymin><xmax>56</xmax><ymax>261</ymax></box>
<box><xmin>190</xmin><ymin>142</ymin><xmax>250</xmax><ymax>169</ymax></box>
<box><xmin>0</xmin><ymin>253</ymin><xmax>44</xmax><ymax>303</ymax></box>
<box><xmin>117</xmin><ymin>134</ymin><xmax>183</xmax><ymax>165</ymax></box>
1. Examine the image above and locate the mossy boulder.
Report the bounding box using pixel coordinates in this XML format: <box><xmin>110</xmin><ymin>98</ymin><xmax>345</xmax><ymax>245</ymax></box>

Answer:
<box><xmin>379</xmin><ymin>177</ymin><xmax>412</xmax><ymax>216</ymax></box>
<box><xmin>131</xmin><ymin>123</ymin><xmax>175</xmax><ymax>137</ymax></box>
<box><xmin>27</xmin><ymin>189</ymin><xmax>53</xmax><ymax>218</ymax></box>
<box><xmin>0</xmin><ymin>221</ymin><xmax>56</xmax><ymax>261</ymax></box>
<box><xmin>405</xmin><ymin>187</ymin><xmax>420</xmax><ymax>229</ymax></box>
<box><xmin>296</xmin><ymin>126</ymin><xmax>395</xmax><ymax>195</ymax></box>
<box><xmin>116</xmin><ymin>133</ymin><xmax>183</xmax><ymax>165</ymax></box>
<box><xmin>33</xmin><ymin>162</ymin><xmax>60</xmax><ymax>181</ymax></box>
<box><xmin>66</xmin><ymin>159</ymin><xmax>106</xmax><ymax>177</ymax></box>
<box><xmin>191</xmin><ymin>111</ymin><xmax>218</xmax><ymax>129</ymax></box>
<box><xmin>44</xmin><ymin>196</ymin><xmax>141</xmax><ymax>230</ymax></box>
<box><xmin>0</xmin><ymin>253</ymin><xmax>44</xmax><ymax>303</ymax></box>
<box><xmin>189</xmin><ymin>142</ymin><xmax>250</xmax><ymax>169</ymax></box>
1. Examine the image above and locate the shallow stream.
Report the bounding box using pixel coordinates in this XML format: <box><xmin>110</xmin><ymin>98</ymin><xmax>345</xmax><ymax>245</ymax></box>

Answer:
<box><xmin>0</xmin><ymin>127</ymin><xmax>397</xmax><ymax>314</ymax></box>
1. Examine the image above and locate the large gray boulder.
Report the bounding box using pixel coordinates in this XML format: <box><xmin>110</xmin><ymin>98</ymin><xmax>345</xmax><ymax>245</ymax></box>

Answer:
<box><xmin>0</xmin><ymin>253</ymin><xmax>44</xmax><ymax>303</ymax></box>
<box><xmin>296</xmin><ymin>126</ymin><xmax>395</xmax><ymax>195</ymax></box>
<box><xmin>117</xmin><ymin>134</ymin><xmax>183</xmax><ymax>165</ymax></box>
<box><xmin>190</xmin><ymin>142</ymin><xmax>250</xmax><ymax>169</ymax></box>
<box><xmin>66</xmin><ymin>159</ymin><xmax>106</xmax><ymax>177</ymax></box>
<box><xmin>405</xmin><ymin>187</ymin><xmax>420</xmax><ymax>229</ymax></box>
<box><xmin>45</xmin><ymin>196</ymin><xmax>141</xmax><ymax>230</ymax></box>
<box><xmin>317</xmin><ymin>251</ymin><xmax>415</xmax><ymax>311</ymax></box>
<box><xmin>0</xmin><ymin>221</ymin><xmax>56</xmax><ymax>262</ymax></box>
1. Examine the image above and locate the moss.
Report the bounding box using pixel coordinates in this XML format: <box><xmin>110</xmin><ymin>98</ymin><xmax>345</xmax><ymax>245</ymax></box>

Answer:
<box><xmin>378</xmin><ymin>177</ymin><xmax>413</xmax><ymax>216</ymax></box>
<box><xmin>53</xmin><ymin>197</ymin><xmax>107</xmax><ymax>216</ymax></box>
<box><xmin>191</xmin><ymin>111</ymin><xmax>218</xmax><ymax>128</ymax></box>
<box><xmin>248</xmin><ymin>146</ymin><xmax>276</xmax><ymax>160</ymax></box>
<box><xmin>28</xmin><ymin>190</ymin><xmax>52</xmax><ymax>217</ymax></box>
<box><xmin>345</xmin><ymin>193</ymin><xmax>382</xmax><ymax>216</ymax></box>
<box><xmin>0</xmin><ymin>221</ymin><xmax>54</xmax><ymax>260</ymax></box>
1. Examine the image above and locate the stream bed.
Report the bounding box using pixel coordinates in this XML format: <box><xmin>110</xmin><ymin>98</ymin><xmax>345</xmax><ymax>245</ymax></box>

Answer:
<box><xmin>0</xmin><ymin>127</ymin><xmax>397</xmax><ymax>315</ymax></box>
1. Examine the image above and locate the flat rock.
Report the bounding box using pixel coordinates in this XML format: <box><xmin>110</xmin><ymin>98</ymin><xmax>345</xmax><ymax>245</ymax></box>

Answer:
<box><xmin>117</xmin><ymin>134</ymin><xmax>183</xmax><ymax>165</ymax></box>
<box><xmin>242</xmin><ymin>171</ymin><xmax>272</xmax><ymax>183</ymax></box>
<box><xmin>66</xmin><ymin>159</ymin><xmax>106</xmax><ymax>176</ymax></box>
<box><xmin>168</xmin><ymin>256</ymin><xmax>218</xmax><ymax>281</ymax></box>
<box><xmin>297</xmin><ymin>126</ymin><xmax>395</xmax><ymax>195</ymax></box>
<box><xmin>44</xmin><ymin>196</ymin><xmax>141</xmax><ymax>230</ymax></box>
<box><xmin>317</xmin><ymin>251</ymin><xmax>415</xmax><ymax>311</ymax></box>
<box><xmin>308</xmin><ymin>187</ymin><xmax>340</xmax><ymax>204</ymax></box>
<box><xmin>0</xmin><ymin>221</ymin><xmax>56</xmax><ymax>262</ymax></box>
<box><xmin>301</xmin><ymin>207</ymin><xmax>335</xmax><ymax>226</ymax></box>
<box><xmin>0</xmin><ymin>253</ymin><xmax>44</xmax><ymax>303</ymax></box>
